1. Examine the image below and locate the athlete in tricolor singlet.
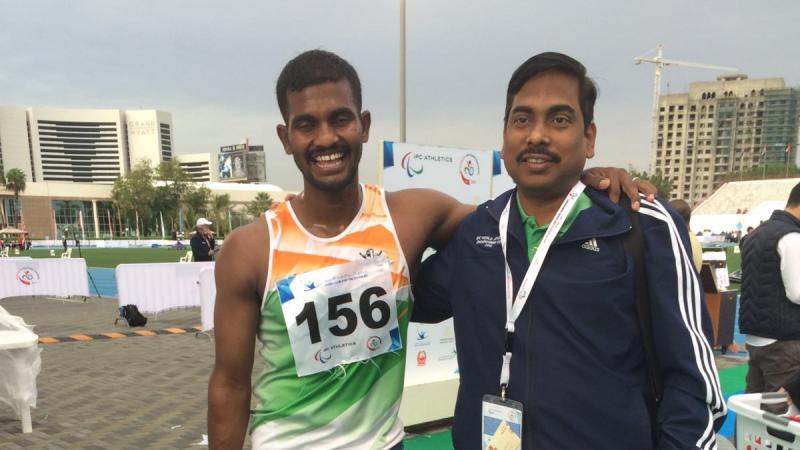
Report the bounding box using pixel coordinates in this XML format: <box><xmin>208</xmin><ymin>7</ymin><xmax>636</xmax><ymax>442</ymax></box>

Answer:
<box><xmin>207</xmin><ymin>50</ymin><xmax>653</xmax><ymax>450</ymax></box>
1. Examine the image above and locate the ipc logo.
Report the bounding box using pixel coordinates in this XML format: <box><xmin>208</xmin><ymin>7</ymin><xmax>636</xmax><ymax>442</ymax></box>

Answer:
<box><xmin>401</xmin><ymin>152</ymin><xmax>424</xmax><ymax>178</ymax></box>
<box><xmin>459</xmin><ymin>154</ymin><xmax>480</xmax><ymax>185</ymax></box>
<box><xmin>366</xmin><ymin>336</ymin><xmax>382</xmax><ymax>352</ymax></box>
<box><xmin>16</xmin><ymin>268</ymin><xmax>40</xmax><ymax>286</ymax></box>
<box><xmin>314</xmin><ymin>349</ymin><xmax>332</xmax><ymax>364</ymax></box>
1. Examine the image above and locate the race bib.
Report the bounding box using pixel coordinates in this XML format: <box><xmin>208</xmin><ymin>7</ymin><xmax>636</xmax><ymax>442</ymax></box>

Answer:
<box><xmin>277</xmin><ymin>258</ymin><xmax>403</xmax><ymax>377</ymax></box>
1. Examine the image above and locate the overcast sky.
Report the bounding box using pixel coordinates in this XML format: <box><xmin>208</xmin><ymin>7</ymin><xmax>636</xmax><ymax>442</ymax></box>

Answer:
<box><xmin>2</xmin><ymin>0</ymin><xmax>799</xmax><ymax>191</ymax></box>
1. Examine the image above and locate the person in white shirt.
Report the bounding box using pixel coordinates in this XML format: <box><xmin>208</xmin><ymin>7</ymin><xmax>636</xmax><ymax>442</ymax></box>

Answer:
<box><xmin>739</xmin><ymin>181</ymin><xmax>800</xmax><ymax>395</ymax></box>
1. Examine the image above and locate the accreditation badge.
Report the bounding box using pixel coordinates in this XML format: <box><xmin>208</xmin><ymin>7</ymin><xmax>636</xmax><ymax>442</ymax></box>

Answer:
<box><xmin>276</xmin><ymin>257</ymin><xmax>403</xmax><ymax>377</ymax></box>
<box><xmin>482</xmin><ymin>394</ymin><xmax>523</xmax><ymax>450</ymax></box>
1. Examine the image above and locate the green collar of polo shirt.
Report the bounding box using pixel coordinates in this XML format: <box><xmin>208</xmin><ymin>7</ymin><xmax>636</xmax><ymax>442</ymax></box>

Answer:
<box><xmin>516</xmin><ymin>191</ymin><xmax>593</xmax><ymax>261</ymax></box>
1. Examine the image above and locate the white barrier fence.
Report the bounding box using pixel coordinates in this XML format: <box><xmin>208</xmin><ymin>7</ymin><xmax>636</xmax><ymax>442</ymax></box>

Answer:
<box><xmin>198</xmin><ymin>267</ymin><xmax>216</xmax><ymax>332</ymax></box>
<box><xmin>0</xmin><ymin>258</ymin><xmax>89</xmax><ymax>300</ymax></box>
<box><xmin>30</xmin><ymin>239</ymin><xmax>224</xmax><ymax>249</ymax></box>
<box><xmin>115</xmin><ymin>262</ymin><xmax>214</xmax><ymax>314</ymax></box>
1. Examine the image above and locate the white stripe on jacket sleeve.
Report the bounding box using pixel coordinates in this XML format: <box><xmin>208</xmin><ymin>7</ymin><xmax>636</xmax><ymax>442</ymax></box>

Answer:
<box><xmin>637</xmin><ymin>196</ymin><xmax>726</xmax><ymax>450</ymax></box>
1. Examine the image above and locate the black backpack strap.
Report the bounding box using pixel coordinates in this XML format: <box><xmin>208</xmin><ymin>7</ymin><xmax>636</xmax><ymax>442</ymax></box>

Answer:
<box><xmin>620</xmin><ymin>194</ymin><xmax>664</xmax><ymax>404</ymax></box>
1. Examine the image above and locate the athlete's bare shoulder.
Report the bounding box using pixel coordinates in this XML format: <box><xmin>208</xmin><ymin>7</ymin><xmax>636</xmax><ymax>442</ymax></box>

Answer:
<box><xmin>216</xmin><ymin>215</ymin><xmax>271</xmax><ymax>300</ymax></box>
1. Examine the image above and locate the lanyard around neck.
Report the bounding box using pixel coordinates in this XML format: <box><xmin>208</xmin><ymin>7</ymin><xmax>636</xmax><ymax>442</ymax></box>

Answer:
<box><xmin>497</xmin><ymin>181</ymin><xmax>586</xmax><ymax>398</ymax></box>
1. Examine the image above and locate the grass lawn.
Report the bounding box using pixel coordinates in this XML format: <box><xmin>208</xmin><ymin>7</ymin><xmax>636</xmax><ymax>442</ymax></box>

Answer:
<box><xmin>725</xmin><ymin>246</ymin><xmax>741</xmax><ymax>273</ymax></box>
<box><xmin>23</xmin><ymin>248</ymin><xmax>187</xmax><ymax>268</ymax></box>
<box><xmin>724</xmin><ymin>246</ymin><xmax>742</xmax><ymax>290</ymax></box>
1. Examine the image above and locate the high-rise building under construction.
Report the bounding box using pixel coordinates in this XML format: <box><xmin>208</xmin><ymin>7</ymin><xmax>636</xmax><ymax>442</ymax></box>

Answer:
<box><xmin>652</xmin><ymin>75</ymin><xmax>799</xmax><ymax>204</ymax></box>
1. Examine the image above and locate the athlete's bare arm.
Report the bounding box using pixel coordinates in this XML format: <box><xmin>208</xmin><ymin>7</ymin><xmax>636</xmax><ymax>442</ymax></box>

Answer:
<box><xmin>208</xmin><ymin>219</ymin><xmax>270</xmax><ymax>450</ymax></box>
<box><xmin>387</xmin><ymin>167</ymin><xmax>656</xmax><ymax>274</ymax></box>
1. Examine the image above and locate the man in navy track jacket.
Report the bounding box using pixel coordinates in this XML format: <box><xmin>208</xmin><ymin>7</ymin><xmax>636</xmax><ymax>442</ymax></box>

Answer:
<box><xmin>412</xmin><ymin>52</ymin><xmax>726</xmax><ymax>449</ymax></box>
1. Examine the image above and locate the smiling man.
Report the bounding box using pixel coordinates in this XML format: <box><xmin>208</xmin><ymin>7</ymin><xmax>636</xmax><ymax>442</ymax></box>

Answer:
<box><xmin>413</xmin><ymin>52</ymin><xmax>726</xmax><ymax>449</ymax></box>
<box><xmin>207</xmin><ymin>50</ymin><xmax>654</xmax><ymax>450</ymax></box>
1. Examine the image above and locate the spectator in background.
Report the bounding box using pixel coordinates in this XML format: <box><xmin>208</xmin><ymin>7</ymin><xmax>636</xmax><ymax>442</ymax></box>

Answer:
<box><xmin>190</xmin><ymin>218</ymin><xmax>215</xmax><ymax>262</ymax></box>
<box><xmin>739</xmin><ymin>181</ymin><xmax>800</xmax><ymax>395</ymax></box>
<box><xmin>670</xmin><ymin>199</ymin><xmax>703</xmax><ymax>272</ymax></box>
<box><xmin>740</xmin><ymin>226</ymin><xmax>755</xmax><ymax>247</ymax></box>
<box><xmin>62</xmin><ymin>237</ymin><xmax>67</xmax><ymax>252</ymax></box>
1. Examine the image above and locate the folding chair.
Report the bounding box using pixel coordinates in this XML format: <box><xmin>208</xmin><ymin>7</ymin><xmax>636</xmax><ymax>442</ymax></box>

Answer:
<box><xmin>179</xmin><ymin>250</ymin><xmax>193</xmax><ymax>263</ymax></box>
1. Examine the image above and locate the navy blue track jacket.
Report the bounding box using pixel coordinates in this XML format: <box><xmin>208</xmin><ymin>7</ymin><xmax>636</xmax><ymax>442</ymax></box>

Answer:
<box><xmin>412</xmin><ymin>187</ymin><xmax>726</xmax><ymax>450</ymax></box>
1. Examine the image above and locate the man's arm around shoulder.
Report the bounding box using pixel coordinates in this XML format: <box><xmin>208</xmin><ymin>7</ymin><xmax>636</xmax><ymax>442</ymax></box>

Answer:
<box><xmin>208</xmin><ymin>220</ymin><xmax>268</xmax><ymax>449</ymax></box>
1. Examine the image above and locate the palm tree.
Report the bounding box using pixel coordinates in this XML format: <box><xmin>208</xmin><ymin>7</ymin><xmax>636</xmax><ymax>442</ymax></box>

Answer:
<box><xmin>0</xmin><ymin>170</ymin><xmax>6</xmax><ymax>226</ymax></box>
<box><xmin>4</xmin><ymin>169</ymin><xmax>27</xmax><ymax>227</ymax></box>
<box><xmin>210</xmin><ymin>194</ymin><xmax>231</xmax><ymax>235</ymax></box>
<box><xmin>246</xmin><ymin>192</ymin><xmax>274</xmax><ymax>219</ymax></box>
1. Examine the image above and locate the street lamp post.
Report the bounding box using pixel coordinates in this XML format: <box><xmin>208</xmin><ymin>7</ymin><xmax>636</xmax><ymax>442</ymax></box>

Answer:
<box><xmin>399</xmin><ymin>0</ymin><xmax>406</xmax><ymax>143</ymax></box>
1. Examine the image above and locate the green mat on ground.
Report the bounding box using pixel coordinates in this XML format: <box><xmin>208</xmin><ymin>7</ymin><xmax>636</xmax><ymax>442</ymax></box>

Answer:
<box><xmin>403</xmin><ymin>363</ymin><xmax>749</xmax><ymax>449</ymax></box>
<box><xmin>404</xmin><ymin>431</ymin><xmax>453</xmax><ymax>449</ymax></box>
<box><xmin>719</xmin><ymin>363</ymin><xmax>748</xmax><ymax>395</ymax></box>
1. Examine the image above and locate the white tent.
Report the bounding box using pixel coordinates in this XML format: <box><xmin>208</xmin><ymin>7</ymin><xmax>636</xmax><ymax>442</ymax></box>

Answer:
<box><xmin>0</xmin><ymin>228</ymin><xmax>27</xmax><ymax>235</ymax></box>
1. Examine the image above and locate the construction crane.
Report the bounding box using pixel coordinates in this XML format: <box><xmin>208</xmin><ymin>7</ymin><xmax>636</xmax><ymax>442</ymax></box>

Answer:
<box><xmin>635</xmin><ymin>45</ymin><xmax>739</xmax><ymax>171</ymax></box>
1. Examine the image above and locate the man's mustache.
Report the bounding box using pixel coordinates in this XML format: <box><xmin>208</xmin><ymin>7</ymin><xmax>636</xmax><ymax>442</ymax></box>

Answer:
<box><xmin>516</xmin><ymin>145</ymin><xmax>561</xmax><ymax>163</ymax></box>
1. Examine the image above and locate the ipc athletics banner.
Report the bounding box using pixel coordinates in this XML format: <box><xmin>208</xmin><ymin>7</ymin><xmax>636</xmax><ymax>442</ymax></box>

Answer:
<box><xmin>381</xmin><ymin>141</ymin><xmax>493</xmax><ymax>205</ymax></box>
<box><xmin>381</xmin><ymin>141</ymin><xmax>496</xmax><ymax>384</ymax></box>
<box><xmin>491</xmin><ymin>150</ymin><xmax>517</xmax><ymax>199</ymax></box>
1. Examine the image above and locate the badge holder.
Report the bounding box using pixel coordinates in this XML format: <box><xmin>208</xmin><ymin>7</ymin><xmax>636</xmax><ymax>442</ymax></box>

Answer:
<box><xmin>482</xmin><ymin>330</ymin><xmax>523</xmax><ymax>450</ymax></box>
<box><xmin>482</xmin><ymin>392</ymin><xmax>523</xmax><ymax>450</ymax></box>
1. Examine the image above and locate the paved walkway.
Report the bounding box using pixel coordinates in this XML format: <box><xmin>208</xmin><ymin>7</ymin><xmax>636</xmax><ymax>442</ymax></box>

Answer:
<box><xmin>0</xmin><ymin>296</ymin><xmax>261</xmax><ymax>449</ymax></box>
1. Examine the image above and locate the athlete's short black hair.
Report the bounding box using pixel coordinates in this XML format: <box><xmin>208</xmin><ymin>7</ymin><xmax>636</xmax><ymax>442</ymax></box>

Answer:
<box><xmin>276</xmin><ymin>49</ymin><xmax>362</xmax><ymax>121</ymax></box>
<box><xmin>504</xmin><ymin>52</ymin><xmax>597</xmax><ymax>130</ymax></box>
